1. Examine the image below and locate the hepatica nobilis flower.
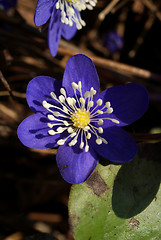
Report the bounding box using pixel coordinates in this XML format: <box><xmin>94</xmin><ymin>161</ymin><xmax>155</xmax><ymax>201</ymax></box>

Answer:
<box><xmin>103</xmin><ymin>32</ymin><xmax>123</xmax><ymax>54</ymax></box>
<box><xmin>34</xmin><ymin>0</ymin><xmax>97</xmax><ymax>56</ymax></box>
<box><xmin>17</xmin><ymin>54</ymin><xmax>149</xmax><ymax>184</ymax></box>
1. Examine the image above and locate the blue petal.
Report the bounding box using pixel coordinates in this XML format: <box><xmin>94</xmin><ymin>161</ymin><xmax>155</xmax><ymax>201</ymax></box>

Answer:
<box><xmin>90</xmin><ymin>126</ymin><xmax>137</xmax><ymax>163</ymax></box>
<box><xmin>61</xmin><ymin>22</ymin><xmax>77</xmax><ymax>40</ymax></box>
<box><xmin>34</xmin><ymin>0</ymin><xmax>55</xmax><ymax>26</ymax></box>
<box><xmin>62</xmin><ymin>54</ymin><xmax>100</xmax><ymax>97</ymax></box>
<box><xmin>56</xmin><ymin>144</ymin><xmax>99</xmax><ymax>184</ymax></box>
<box><xmin>17</xmin><ymin>113</ymin><xmax>60</xmax><ymax>149</ymax></box>
<box><xmin>96</xmin><ymin>83</ymin><xmax>149</xmax><ymax>127</ymax></box>
<box><xmin>48</xmin><ymin>8</ymin><xmax>62</xmax><ymax>57</ymax></box>
<box><xmin>26</xmin><ymin>76</ymin><xmax>61</xmax><ymax>113</ymax></box>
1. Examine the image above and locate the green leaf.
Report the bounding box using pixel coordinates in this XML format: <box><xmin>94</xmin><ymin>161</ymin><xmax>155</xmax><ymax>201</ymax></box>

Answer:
<box><xmin>69</xmin><ymin>143</ymin><xmax>161</xmax><ymax>240</ymax></box>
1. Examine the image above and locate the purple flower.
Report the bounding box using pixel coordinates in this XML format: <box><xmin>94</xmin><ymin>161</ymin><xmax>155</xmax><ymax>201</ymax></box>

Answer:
<box><xmin>103</xmin><ymin>32</ymin><xmax>123</xmax><ymax>54</ymax></box>
<box><xmin>0</xmin><ymin>0</ymin><xmax>17</xmax><ymax>9</ymax></box>
<box><xmin>17</xmin><ymin>54</ymin><xmax>149</xmax><ymax>184</ymax></box>
<box><xmin>34</xmin><ymin>0</ymin><xmax>97</xmax><ymax>56</ymax></box>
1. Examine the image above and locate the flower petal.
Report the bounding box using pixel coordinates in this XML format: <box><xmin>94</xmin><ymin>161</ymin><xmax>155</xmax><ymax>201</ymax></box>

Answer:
<box><xmin>90</xmin><ymin>126</ymin><xmax>137</xmax><ymax>163</ymax></box>
<box><xmin>48</xmin><ymin>8</ymin><xmax>62</xmax><ymax>57</ymax></box>
<box><xmin>97</xmin><ymin>83</ymin><xmax>149</xmax><ymax>127</ymax></box>
<box><xmin>17</xmin><ymin>113</ymin><xmax>60</xmax><ymax>149</ymax></box>
<box><xmin>34</xmin><ymin>0</ymin><xmax>55</xmax><ymax>26</ymax></box>
<box><xmin>61</xmin><ymin>22</ymin><xmax>77</xmax><ymax>40</ymax></box>
<box><xmin>62</xmin><ymin>54</ymin><xmax>100</xmax><ymax>97</ymax></box>
<box><xmin>26</xmin><ymin>76</ymin><xmax>61</xmax><ymax>113</ymax></box>
<box><xmin>56</xmin><ymin>144</ymin><xmax>99</xmax><ymax>184</ymax></box>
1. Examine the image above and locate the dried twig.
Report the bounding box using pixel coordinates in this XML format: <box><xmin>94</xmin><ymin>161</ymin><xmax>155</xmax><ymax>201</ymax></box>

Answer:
<box><xmin>58</xmin><ymin>45</ymin><xmax>161</xmax><ymax>82</ymax></box>
<box><xmin>0</xmin><ymin>70</ymin><xmax>13</xmax><ymax>98</ymax></box>
<box><xmin>98</xmin><ymin>0</ymin><xmax>120</xmax><ymax>21</ymax></box>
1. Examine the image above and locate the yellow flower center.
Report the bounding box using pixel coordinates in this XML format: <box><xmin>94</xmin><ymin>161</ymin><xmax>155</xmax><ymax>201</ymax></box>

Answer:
<box><xmin>71</xmin><ymin>109</ymin><xmax>90</xmax><ymax>128</ymax></box>
<box><xmin>66</xmin><ymin>0</ymin><xmax>78</xmax><ymax>4</ymax></box>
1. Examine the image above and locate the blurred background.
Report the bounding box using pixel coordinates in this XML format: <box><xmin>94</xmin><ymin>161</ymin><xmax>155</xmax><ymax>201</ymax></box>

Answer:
<box><xmin>0</xmin><ymin>0</ymin><xmax>161</xmax><ymax>239</ymax></box>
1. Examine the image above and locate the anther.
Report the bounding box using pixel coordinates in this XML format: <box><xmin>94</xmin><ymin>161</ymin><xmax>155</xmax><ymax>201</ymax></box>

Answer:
<box><xmin>105</xmin><ymin>101</ymin><xmax>111</xmax><ymax>108</ymax></box>
<box><xmin>96</xmin><ymin>110</ymin><xmax>104</xmax><ymax>114</ymax></box>
<box><xmin>80</xmin><ymin>142</ymin><xmax>84</xmax><ymax>149</ymax></box>
<box><xmin>48</xmin><ymin>130</ymin><xmax>56</xmax><ymax>135</ymax></box>
<box><xmin>96</xmin><ymin>138</ymin><xmax>102</xmax><ymax>145</ymax></box>
<box><xmin>106</xmin><ymin>107</ymin><xmax>113</xmax><ymax>114</ymax></box>
<box><xmin>50</xmin><ymin>92</ymin><xmax>57</xmax><ymax>99</ymax></box>
<box><xmin>98</xmin><ymin>127</ymin><xmax>103</xmax><ymax>133</ymax></box>
<box><xmin>84</xmin><ymin>91</ymin><xmax>90</xmax><ymax>99</ymax></box>
<box><xmin>60</xmin><ymin>88</ymin><xmax>66</xmax><ymax>97</ymax></box>
<box><xmin>87</xmin><ymin>132</ymin><xmax>91</xmax><ymax>139</ymax></box>
<box><xmin>57</xmin><ymin>139</ymin><xmax>66</xmax><ymax>145</ymax></box>
<box><xmin>72</xmin><ymin>82</ymin><xmax>78</xmax><ymax>90</ymax></box>
<box><xmin>97</xmin><ymin>99</ymin><xmax>103</xmax><ymax>106</ymax></box>
<box><xmin>78</xmin><ymin>81</ymin><xmax>82</xmax><ymax>90</ymax></box>
<box><xmin>85</xmin><ymin>145</ymin><xmax>89</xmax><ymax>152</ymax></box>
<box><xmin>88</xmin><ymin>101</ymin><xmax>94</xmax><ymax>108</ymax></box>
<box><xmin>48</xmin><ymin>114</ymin><xmax>56</xmax><ymax>120</ymax></box>
<box><xmin>57</xmin><ymin>127</ymin><xmax>67</xmax><ymax>133</ymax></box>
<box><xmin>59</xmin><ymin>95</ymin><xmax>65</xmax><ymax>103</ymax></box>
<box><xmin>67</xmin><ymin>127</ymin><xmax>74</xmax><ymax>133</ymax></box>
<box><xmin>98</xmin><ymin>119</ymin><xmax>104</xmax><ymax>125</ymax></box>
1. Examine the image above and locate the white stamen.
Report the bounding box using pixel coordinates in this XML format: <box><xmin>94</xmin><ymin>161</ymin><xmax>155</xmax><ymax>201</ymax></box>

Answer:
<box><xmin>69</xmin><ymin>138</ymin><xmax>77</xmax><ymax>146</ymax></box>
<box><xmin>111</xmin><ymin>119</ymin><xmax>120</xmax><ymax>124</ymax></box>
<box><xmin>57</xmin><ymin>139</ymin><xmax>66</xmax><ymax>145</ymax></box>
<box><xmin>98</xmin><ymin>119</ymin><xmax>104</xmax><ymax>125</ymax></box>
<box><xmin>96</xmin><ymin>138</ymin><xmax>102</xmax><ymax>145</ymax></box>
<box><xmin>105</xmin><ymin>101</ymin><xmax>111</xmax><ymax>108</ymax></box>
<box><xmin>48</xmin><ymin>130</ymin><xmax>56</xmax><ymax>135</ymax></box>
<box><xmin>50</xmin><ymin>92</ymin><xmax>57</xmax><ymax>99</ymax></box>
<box><xmin>97</xmin><ymin>99</ymin><xmax>103</xmax><ymax>106</ymax></box>
<box><xmin>90</xmin><ymin>87</ymin><xmax>96</xmax><ymax>95</ymax></box>
<box><xmin>53</xmin><ymin>111</ymin><xmax>62</xmax><ymax>117</ymax></box>
<box><xmin>98</xmin><ymin>127</ymin><xmax>103</xmax><ymax>133</ymax></box>
<box><xmin>57</xmin><ymin>127</ymin><xmax>67</xmax><ymax>133</ymax></box>
<box><xmin>88</xmin><ymin>101</ymin><xmax>94</xmax><ymax>108</ymax></box>
<box><xmin>67</xmin><ymin>126</ymin><xmax>74</xmax><ymax>133</ymax></box>
<box><xmin>78</xmin><ymin>81</ymin><xmax>82</xmax><ymax>90</ymax></box>
<box><xmin>59</xmin><ymin>95</ymin><xmax>65</xmax><ymax>103</ymax></box>
<box><xmin>87</xmin><ymin>132</ymin><xmax>91</xmax><ymax>139</ymax></box>
<box><xmin>42</xmin><ymin>101</ymin><xmax>51</xmax><ymax>109</ymax></box>
<box><xmin>85</xmin><ymin>145</ymin><xmax>89</xmax><ymax>152</ymax></box>
<box><xmin>80</xmin><ymin>97</ymin><xmax>85</xmax><ymax>106</ymax></box>
<box><xmin>48</xmin><ymin>114</ymin><xmax>56</xmax><ymax>121</ymax></box>
<box><xmin>106</xmin><ymin>107</ymin><xmax>113</xmax><ymax>114</ymax></box>
<box><xmin>60</xmin><ymin>88</ymin><xmax>66</xmax><ymax>97</ymax></box>
<box><xmin>102</xmin><ymin>138</ymin><xmax>108</xmax><ymax>144</ymax></box>
<box><xmin>56</xmin><ymin>1</ymin><xmax>59</xmax><ymax>9</ymax></box>
<box><xmin>63</xmin><ymin>106</ymin><xmax>69</xmax><ymax>114</ymax></box>
<box><xmin>96</xmin><ymin>110</ymin><xmax>104</xmax><ymax>114</ymax></box>
<box><xmin>63</xmin><ymin>121</ymin><xmax>70</xmax><ymax>126</ymax></box>
<box><xmin>84</xmin><ymin>91</ymin><xmax>90</xmax><ymax>99</ymax></box>
<box><xmin>83</xmin><ymin>126</ymin><xmax>90</xmax><ymax>131</ymax></box>
<box><xmin>66</xmin><ymin>97</ymin><xmax>74</xmax><ymax>107</ymax></box>
<box><xmin>72</xmin><ymin>82</ymin><xmax>78</xmax><ymax>90</ymax></box>
<box><xmin>80</xmin><ymin>141</ymin><xmax>84</xmax><ymax>149</ymax></box>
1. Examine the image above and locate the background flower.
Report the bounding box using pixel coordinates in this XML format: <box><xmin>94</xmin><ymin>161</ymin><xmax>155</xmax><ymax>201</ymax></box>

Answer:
<box><xmin>17</xmin><ymin>54</ymin><xmax>149</xmax><ymax>184</ymax></box>
<box><xmin>103</xmin><ymin>32</ymin><xmax>123</xmax><ymax>54</ymax></box>
<box><xmin>34</xmin><ymin>0</ymin><xmax>97</xmax><ymax>56</ymax></box>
